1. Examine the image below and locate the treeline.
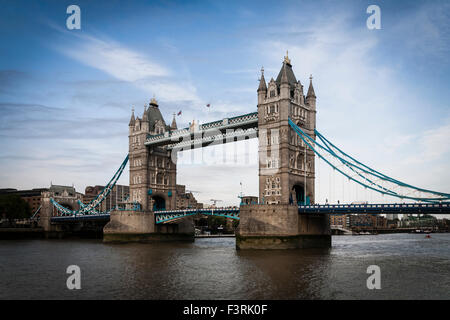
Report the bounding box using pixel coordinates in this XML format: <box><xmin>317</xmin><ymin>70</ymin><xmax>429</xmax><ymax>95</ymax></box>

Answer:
<box><xmin>0</xmin><ymin>194</ymin><xmax>31</xmax><ymax>221</ymax></box>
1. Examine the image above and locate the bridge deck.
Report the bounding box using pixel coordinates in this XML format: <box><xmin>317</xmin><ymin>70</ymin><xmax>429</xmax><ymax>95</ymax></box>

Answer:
<box><xmin>49</xmin><ymin>202</ymin><xmax>450</xmax><ymax>223</ymax></box>
<box><xmin>299</xmin><ymin>203</ymin><xmax>450</xmax><ymax>214</ymax></box>
<box><xmin>145</xmin><ymin>112</ymin><xmax>258</xmax><ymax>149</ymax></box>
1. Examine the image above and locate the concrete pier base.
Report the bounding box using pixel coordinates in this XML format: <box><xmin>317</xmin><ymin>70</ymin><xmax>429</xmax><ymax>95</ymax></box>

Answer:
<box><xmin>236</xmin><ymin>204</ymin><xmax>331</xmax><ymax>249</ymax></box>
<box><xmin>103</xmin><ymin>210</ymin><xmax>195</xmax><ymax>243</ymax></box>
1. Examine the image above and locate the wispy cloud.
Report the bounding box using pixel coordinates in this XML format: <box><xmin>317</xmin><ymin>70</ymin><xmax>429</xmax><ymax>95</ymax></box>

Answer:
<box><xmin>59</xmin><ymin>35</ymin><xmax>168</xmax><ymax>81</ymax></box>
<box><xmin>404</xmin><ymin>119</ymin><xmax>450</xmax><ymax>164</ymax></box>
<box><xmin>55</xmin><ymin>33</ymin><xmax>200</xmax><ymax>103</ymax></box>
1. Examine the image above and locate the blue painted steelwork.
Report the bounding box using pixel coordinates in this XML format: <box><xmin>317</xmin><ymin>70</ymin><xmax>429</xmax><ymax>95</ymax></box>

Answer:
<box><xmin>299</xmin><ymin>202</ymin><xmax>450</xmax><ymax>214</ymax></box>
<box><xmin>49</xmin><ymin>202</ymin><xmax>450</xmax><ymax>224</ymax></box>
<box><xmin>315</xmin><ymin>130</ymin><xmax>450</xmax><ymax>197</ymax></box>
<box><xmin>145</xmin><ymin>112</ymin><xmax>258</xmax><ymax>149</ymax></box>
<box><xmin>288</xmin><ymin>119</ymin><xmax>450</xmax><ymax>203</ymax></box>
<box><xmin>77</xmin><ymin>199</ymin><xmax>117</xmax><ymax>215</ymax></box>
<box><xmin>315</xmin><ymin>130</ymin><xmax>398</xmax><ymax>197</ymax></box>
<box><xmin>50</xmin><ymin>155</ymin><xmax>129</xmax><ymax>216</ymax></box>
<box><xmin>154</xmin><ymin>207</ymin><xmax>240</xmax><ymax>224</ymax></box>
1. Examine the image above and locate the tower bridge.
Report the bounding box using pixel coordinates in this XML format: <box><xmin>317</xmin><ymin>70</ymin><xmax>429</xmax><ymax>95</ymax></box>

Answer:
<box><xmin>42</xmin><ymin>53</ymin><xmax>450</xmax><ymax>248</ymax></box>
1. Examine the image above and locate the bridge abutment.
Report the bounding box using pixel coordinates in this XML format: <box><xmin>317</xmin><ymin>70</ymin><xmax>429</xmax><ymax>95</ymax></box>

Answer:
<box><xmin>103</xmin><ymin>210</ymin><xmax>194</xmax><ymax>243</ymax></box>
<box><xmin>236</xmin><ymin>204</ymin><xmax>331</xmax><ymax>249</ymax></box>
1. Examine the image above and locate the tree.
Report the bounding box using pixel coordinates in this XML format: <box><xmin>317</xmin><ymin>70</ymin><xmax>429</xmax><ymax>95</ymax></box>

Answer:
<box><xmin>0</xmin><ymin>194</ymin><xmax>31</xmax><ymax>223</ymax></box>
<box><xmin>207</xmin><ymin>216</ymin><xmax>227</xmax><ymax>233</ymax></box>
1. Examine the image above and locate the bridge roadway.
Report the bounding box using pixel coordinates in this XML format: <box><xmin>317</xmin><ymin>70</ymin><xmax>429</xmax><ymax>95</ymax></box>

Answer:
<box><xmin>298</xmin><ymin>202</ymin><xmax>450</xmax><ymax>214</ymax></box>
<box><xmin>49</xmin><ymin>202</ymin><xmax>450</xmax><ymax>224</ymax></box>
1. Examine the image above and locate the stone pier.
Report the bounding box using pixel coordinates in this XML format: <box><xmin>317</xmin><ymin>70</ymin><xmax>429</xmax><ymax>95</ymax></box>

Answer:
<box><xmin>236</xmin><ymin>204</ymin><xmax>331</xmax><ymax>249</ymax></box>
<box><xmin>103</xmin><ymin>210</ymin><xmax>195</xmax><ymax>243</ymax></box>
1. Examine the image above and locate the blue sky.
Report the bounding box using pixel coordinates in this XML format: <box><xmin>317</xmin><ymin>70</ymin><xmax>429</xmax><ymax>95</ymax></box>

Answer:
<box><xmin>0</xmin><ymin>0</ymin><xmax>449</xmax><ymax>207</ymax></box>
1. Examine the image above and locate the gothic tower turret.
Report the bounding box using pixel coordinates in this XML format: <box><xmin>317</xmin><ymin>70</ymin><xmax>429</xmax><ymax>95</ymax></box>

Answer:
<box><xmin>170</xmin><ymin>113</ymin><xmax>177</xmax><ymax>130</ymax></box>
<box><xmin>257</xmin><ymin>53</ymin><xmax>316</xmax><ymax>205</ymax></box>
<box><xmin>258</xmin><ymin>67</ymin><xmax>267</xmax><ymax>105</ymax></box>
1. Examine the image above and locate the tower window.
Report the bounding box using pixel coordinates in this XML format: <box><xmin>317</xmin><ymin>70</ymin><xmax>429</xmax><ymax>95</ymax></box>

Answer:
<box><xmin>270</xmin><ymin>90</ymin><xmax>275</xmax><ymax>97</ymax></box>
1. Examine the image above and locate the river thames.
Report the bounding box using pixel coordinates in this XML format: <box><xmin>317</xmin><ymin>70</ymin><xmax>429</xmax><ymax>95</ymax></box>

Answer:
<box><xmin>0</xmin><ymin>233</ymin><xmax>449</xmax><ymax>299</ymax></box>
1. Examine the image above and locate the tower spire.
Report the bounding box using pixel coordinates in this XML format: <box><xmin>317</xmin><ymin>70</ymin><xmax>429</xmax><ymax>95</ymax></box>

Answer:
<box><xmin>307</xmin><ymin>74</ymin><xmax>316</xmax><ymax>98</ymax></box>
<box><xmin>284</xmin><ymin>50</ymin><xmax>291</xmax><ymax>65</ymax></box>
<box><xmin>142</xmin><ymin>105</ymin><xmax>148</xmax><ymax>121</ymax></box>
<box><xmin>129</xmin><ymin>107</ymin><xmax>135</xmax><ymax>126</ymax></box>
<box><xmin>171</xmin><ymin>112</ymin><xmax>177</xmax><ymax>130</ymax></box>
<box><xmin>258</xmin><ymin>66</ymin><xmax>267</xmax><ymax>92</ymax></box>
<box><xmin>150</xmin><ymin>95</ymin><xmax>158</xmax><ymax>107</ymax></box>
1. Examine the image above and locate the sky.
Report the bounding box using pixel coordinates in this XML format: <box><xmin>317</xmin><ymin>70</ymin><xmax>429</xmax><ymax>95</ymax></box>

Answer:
<box><xmin>0</xmin><ymin>0</ymin><xmax>449</xmax><ymax>208</ymax></box>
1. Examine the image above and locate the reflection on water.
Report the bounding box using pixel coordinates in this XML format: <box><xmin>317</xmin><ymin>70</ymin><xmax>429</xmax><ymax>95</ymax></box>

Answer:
<box><xmin>0</xmin><ymin>233</ymin><xmax>449</xmax><ymax>299</ymax></box>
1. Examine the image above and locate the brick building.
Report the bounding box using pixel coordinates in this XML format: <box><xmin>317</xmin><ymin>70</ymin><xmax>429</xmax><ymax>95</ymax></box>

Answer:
<box><xmin>175</xmin><ymin>184</ymin><xmax>203</xmax><ymax>209</ymax></box>
<box><xmin>329</xmin><ymin>213</ymin><xmax>348</xmax><ymax>228</ymax></box>
<box><xmin>348</xmin><ymin>214</ymin><xmax>387</xmax><ymax>230</ymax></box>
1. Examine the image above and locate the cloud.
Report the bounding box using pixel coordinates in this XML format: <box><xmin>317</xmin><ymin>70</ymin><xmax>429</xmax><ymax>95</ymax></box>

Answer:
<box><xmin>55</xmin><ymin>33</ymin><xmax>201</xmax><ymax>103</ymax></box>
<box><xmin>403</xmin><ymin>119</ymin><xmax>450</xmax><ymax>165</ymax></box>
<box><xmin>60</xmin><ymin>35</ymin><xmax>168</xmax><ymax>81</ymax></box>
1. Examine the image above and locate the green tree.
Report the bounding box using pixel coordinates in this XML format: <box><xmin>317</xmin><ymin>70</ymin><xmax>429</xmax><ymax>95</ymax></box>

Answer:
<box><xmin>207</xmin><ymin>216</ymin><xmax>227</xmax><ymax>232</ymax></box>
<box><xmin>0</xmin><ymin>194</ymin><xmax>31</xmax><ymax>222</ymax></box>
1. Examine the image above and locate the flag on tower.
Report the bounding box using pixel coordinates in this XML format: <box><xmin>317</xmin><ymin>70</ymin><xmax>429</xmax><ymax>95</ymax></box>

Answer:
<box><xmin>177</xmin><ymin>110</ymin><xmax>182</xmax><ymax>116</ymax></box>
<box><xmin>206</xmin><ymin>103</ymin><xmax>210</xmax><ymax>108</ymax></box>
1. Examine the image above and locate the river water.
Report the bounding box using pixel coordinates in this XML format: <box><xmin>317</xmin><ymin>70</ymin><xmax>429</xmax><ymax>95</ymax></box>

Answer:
<box><xmin>0</xmin><ymin>233</ymin><xmax>449</xmax><ymax>299</ymax></box>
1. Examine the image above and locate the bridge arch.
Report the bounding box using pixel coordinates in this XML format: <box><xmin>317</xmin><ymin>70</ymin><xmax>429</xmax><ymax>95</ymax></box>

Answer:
<box><xmin>152</xmin><ymin>195</ymin><xmax>166</xmax><ymax>211</ymax></box>
<box><xmin>292</xmin><ymin>184</ymin><xmax>305</xmax><ymax>205</ymax></box>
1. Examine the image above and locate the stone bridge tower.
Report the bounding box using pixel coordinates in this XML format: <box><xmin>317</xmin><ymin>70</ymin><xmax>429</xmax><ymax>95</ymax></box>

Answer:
<box><xmin>237</xmin><ymin>53</ymin><xmax>329</xmax><ymax>249</ymax></box>
<box><xmin>128</xmin><ymin>98</ymin><xmax>177</xmax><ymax>212</ymax></box>
<box><xmin>257</xmin><ymin>53</ymin><xmax>316</xmax><ymax>206</ymax></box>
<box><xmin>104</xmin><ymin>98</ymin><xmax>193</xmax><ymax>242</ymax></box>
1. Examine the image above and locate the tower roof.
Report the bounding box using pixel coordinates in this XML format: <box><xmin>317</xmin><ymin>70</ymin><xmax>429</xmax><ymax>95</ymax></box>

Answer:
<box><xmin>275</xmin><ymin>54</ymin><xmax>297</xmax><ymax>88</ymax></box>
<box><xmin>146</xmin><ymin>102</ymin><xmax>166</xmax><ymax>131</ymax></box>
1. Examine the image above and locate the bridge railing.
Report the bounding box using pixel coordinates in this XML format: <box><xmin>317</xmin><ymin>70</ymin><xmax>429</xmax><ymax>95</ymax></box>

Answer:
<box><xmin>299</xmin><ymin>202</ymin><xmax>450</xmax><ymax>214</ymax></box>
<box><xmin>145</xmin><ymin>112</ymin><xmax>258</xmax><ymax>147</ymax></box>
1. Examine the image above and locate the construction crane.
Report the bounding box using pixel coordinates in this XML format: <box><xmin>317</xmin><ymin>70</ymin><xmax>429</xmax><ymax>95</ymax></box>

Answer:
<box><xmin>210</xmin><ymin>199</ymin><xmax>222</xmax><ymax>207</ymax></box>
